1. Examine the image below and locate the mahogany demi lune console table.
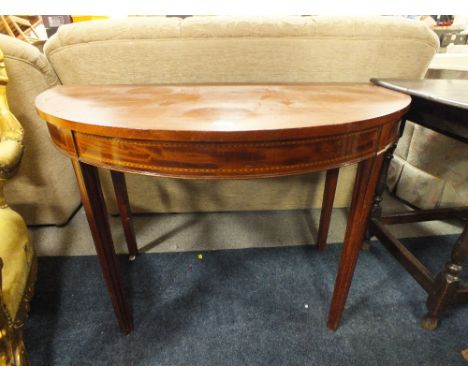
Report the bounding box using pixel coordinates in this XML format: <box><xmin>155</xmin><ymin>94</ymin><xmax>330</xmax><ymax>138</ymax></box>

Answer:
<box><xmin>35</xmin><ymin>84</ymin><xmax>410</xmax><ymax>335</ymax></box>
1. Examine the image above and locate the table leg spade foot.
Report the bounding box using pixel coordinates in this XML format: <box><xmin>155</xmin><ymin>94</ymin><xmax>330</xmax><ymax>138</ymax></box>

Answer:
<box><xmin>421</xmin><ymin>314</ymin><xmax>439</xmax><ymax>331</ymax></box>
<box><xmin>361</xmin><ymin>240</ymin><xmax>371</xmax><ymax>251</ymax></box>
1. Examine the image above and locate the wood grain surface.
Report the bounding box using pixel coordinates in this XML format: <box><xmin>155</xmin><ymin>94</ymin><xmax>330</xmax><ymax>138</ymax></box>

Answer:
<box><xmin>36</xmin><ymin>84</ymin><xmax>410</xmax><ymax>142</ymax></box>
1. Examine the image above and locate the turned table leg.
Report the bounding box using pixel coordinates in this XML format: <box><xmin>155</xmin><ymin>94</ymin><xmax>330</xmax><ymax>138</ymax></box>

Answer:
<box><xmin>71</xmin><ymin>160</ymin><xmax>133</xmax><ymax>335</ymax></box>
<box><xmin>421</xmin><ymin>223</ymin><xmax>468</xmax><ymax>330</ymax></box>
<box><xmin>327</xmin><ymin>153</ymin><xmax>385</xmax><ymax>330</ymax></box>
<box><xmin>110</xmin><ymin>170</ymin><xmax>139</xmax><ymax>261</ymax></box>
<box><xmin>317</xmin><ymin>168</ymin><xmax>339</xmax><ymax>251</ymax></box>
<box><xmin>369</xmin><ymin>143</ymin><xmax>398</xmax><ymax>219</ymax></box>
<box><xmin>364</xmin><ymin>120</ymin><xmax>405</xmax><ymax>248</ymax></box>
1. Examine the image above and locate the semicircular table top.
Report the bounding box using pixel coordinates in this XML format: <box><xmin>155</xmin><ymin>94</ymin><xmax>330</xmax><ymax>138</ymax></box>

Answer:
<box><xmin>35</xmin><ymin>83</ymin><xmax>411</xmax><ymax>141</ymax></box>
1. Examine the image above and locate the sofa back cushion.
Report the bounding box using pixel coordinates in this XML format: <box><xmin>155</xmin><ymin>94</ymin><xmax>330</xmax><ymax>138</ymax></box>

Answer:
<box><xmin>44</xmin><ymin>16</ymin><xmax>439</xmax><ymax>85</ymax></box>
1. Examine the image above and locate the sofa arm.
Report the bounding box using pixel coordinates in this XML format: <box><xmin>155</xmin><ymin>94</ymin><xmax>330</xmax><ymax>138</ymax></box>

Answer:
<box><xmin>0</xmin><ymin>49</ymin><xmax>23</xmax><ymax>182</ymax></box>
<box><xmin>0</xmin><ymin>34</ymin><xmax>81</xmax><ymax>225</ymax></box>
<box><xmin>0</xmin><ymin>49</ymin><xmax>24</xmax><ymax>211</ymax></box>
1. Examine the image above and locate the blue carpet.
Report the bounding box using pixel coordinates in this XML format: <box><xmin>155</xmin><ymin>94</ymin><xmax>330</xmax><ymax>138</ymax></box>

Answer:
<box><xmin>25</xmin><ymin>235</ymin><xmax>468</xmax><ymax>365</ymax></box>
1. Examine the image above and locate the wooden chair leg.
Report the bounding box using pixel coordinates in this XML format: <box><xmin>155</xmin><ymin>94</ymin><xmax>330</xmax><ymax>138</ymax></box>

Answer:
<box><xmin>327</xmin><ymin>153</ymin><xmax>385</xmax><ymax>331</ymax></box>
<box><xmin>421</xmin><ymin>222</ymin><xmax>468</xmax><ymax>330</ymax></box>
<box><xmin>71</xmin><ymin>160</ymin><xmax>133</xmax><ymax>335</ymax></box>
<box><xmin>0</xmin><ymin>16</ymin><xmax>15</xmax><ymax>38</ymax></box>
<box><xmin>317</xmin><ymin>168</ymin><xmax>339</xmax><ymax>251</ymax></box>
<box><xmin>8</xmin><ymin>16</ymin><xmax>30</xmax><ymax>42</ymax></box>
<box><xmin>110</xmin><ymin>171</ymin><xmax>139</xmax><ymax>261</ymax></box>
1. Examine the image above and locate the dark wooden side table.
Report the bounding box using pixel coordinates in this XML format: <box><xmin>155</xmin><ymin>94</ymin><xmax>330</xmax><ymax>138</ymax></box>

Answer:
<box><xmin>35</xmin><ymin>84</ymin><xmax>410</xmax><ymax>335</ymax></box>
<box><xmin>369</xmin><ymin>79</ymin><xmax>468</xmax><ymax>330</ymax></box>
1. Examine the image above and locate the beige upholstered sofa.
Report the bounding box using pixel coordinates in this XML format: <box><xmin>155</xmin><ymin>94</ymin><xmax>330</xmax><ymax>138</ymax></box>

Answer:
<box><xmin>0</xmin><ymin>34</ymin><xmax>81</xmax><ymax>225</ymax></box>
<box><xmin>43</xmin><ymin>16</ymin><xmax>440</xmax><ymax>216</ymax></box>
<box><xmin>388</xmin><ymin>121</ymin><xmax>468</xmax><ymax>209</ymax></box>
<box><xmin>2</xmin><ymin>16</ymin><xmax>440</xmax><ymax>222</ymax></box>
<box><xmin>387</xmin><ymin>54</ymin><xmax>468</xmax><ymax>209</ymax></box>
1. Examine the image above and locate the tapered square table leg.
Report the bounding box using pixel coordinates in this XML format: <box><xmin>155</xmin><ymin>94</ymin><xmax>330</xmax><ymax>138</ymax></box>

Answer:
<box><xmin>327</xmin><ymin>154</ymin><xmax>384</xmax><ymax>330</ymax></box>
<box><xmin>317</xmin><ymin>168</ymin><xmax>339</xmax><ymax>251</ymax></box>
<box><xmin>110</xmin><ymin>170</ymin><xmax>139</xmax><ymax>261</ymax></box>
<box><xmin>71</xmin><ymin>160</ymin><xmax>133</xmax><ymax>335</ymax></box>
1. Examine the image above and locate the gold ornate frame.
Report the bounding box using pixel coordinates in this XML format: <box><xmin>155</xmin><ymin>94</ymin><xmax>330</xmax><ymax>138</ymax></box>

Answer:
<box><xmin>0</xmin><ymin>48</ymin><xmax>36</xmax><ymax>366</ymax></box>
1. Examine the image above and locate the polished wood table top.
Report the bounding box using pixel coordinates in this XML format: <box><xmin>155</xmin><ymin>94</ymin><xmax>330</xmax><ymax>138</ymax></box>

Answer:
<box><xmin>36</xmin><ymin>84</ymin><xmax>410</xmax><ymax>141</ymax></box>
<box><xmin>371</xmin><ymin>79</ymin><xmax>468</xmax><ymax>110</ymax></box>
<box><xmin>36</xmin><ymin>84</ymin><xmax>410</xmax><ymax>180</ymax></box>
<box><xmin>371</xmin><ymin>79</ymin><xmax>468</xmax><ymax>143</ymax></box>
<box><xmin>36</xmin><ymin>83</ymin><xmax>411</xmax><ymax>335</ymax></box>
